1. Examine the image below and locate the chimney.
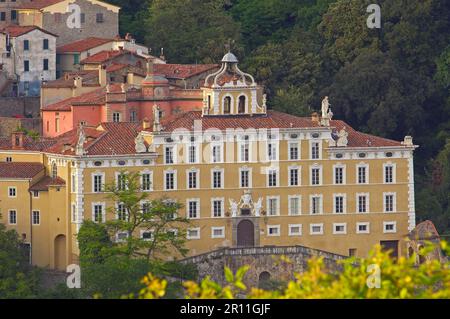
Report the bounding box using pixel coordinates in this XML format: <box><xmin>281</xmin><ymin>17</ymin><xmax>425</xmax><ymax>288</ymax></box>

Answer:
<box><xmin>12</xmin><ymin>131</ymin><xmax>25</xmax><ymax>149</ymax></box>
<box><xmin>127</xmin><ymin>72</ymin><xmax>134</xmax><ymax>85</ymax></box>
<box><xmin>99</xmin><ymin>65</ymin><xmax>107</xmax><ymax>87</ymax></box>
<box><xmin>142</xmin><ymin>118</ymin><xmax>150</xmax><ymax>130</ymax></box>
<box><xmin>311</xmin><ymin>112</ymin><xmax>320</xmax><ymax>124</ymax></box>
<box><xmin>146</xmin><ymin>58</ymin><xmax>154</xmax><ymax>76</ymax></box>
<box><xmin>74</xmin><ymin>76</ymin><xmax>82</xmax><ymax>88</ymax></box>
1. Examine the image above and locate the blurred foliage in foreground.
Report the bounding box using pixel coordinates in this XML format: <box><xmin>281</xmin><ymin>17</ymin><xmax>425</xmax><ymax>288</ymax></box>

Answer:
<box><xmin>133</xmin><ymin>241</ymin><xmax>450</xmax><ymax>299</ymax></box>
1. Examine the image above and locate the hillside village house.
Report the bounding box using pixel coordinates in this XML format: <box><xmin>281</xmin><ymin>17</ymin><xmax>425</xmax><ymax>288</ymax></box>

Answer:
<box><xmin>17</xmin><ymin>0</ymin><xmax>120</xmax><ymax>46</ymax></box>
<box><xmin>40</xmin><ymin>61</ymin><xmax>220</xmax><ymax>137</ymax></box>
<box><xmin>0</xmin><ymin>25</ymin><xmax>56</xmax><ymax>96</ymax></box>
<box><xmin>0</xmin><ymin>52</ymin><xmax>418</xmax><ymax>270</ymax></box>
<box><xmin>0</xmin><ymin>0</ymin><xmax>25</xmax><ymax>27</ymax></box>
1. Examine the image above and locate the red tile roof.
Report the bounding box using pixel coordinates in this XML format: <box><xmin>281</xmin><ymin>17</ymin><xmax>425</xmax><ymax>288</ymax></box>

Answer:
<box><xmin>106</xmin><ymin>63</ymin><xmax>128</xmax><ymax>72</ymax></box>
<box><xmin>159</xmin><ymin>111</ymin><xmax>404</xmax><ymax>148</ymax></box>
<box><xmin>41</xmin><ymin>87</ymin><xmax>107</xmax><ymax>111</ymax></box>
<box><xmin>80</xmin><ymin>49</ymin><xmax>139</xmax><ymax>64</ymax></box>
<box><xmin>42</xmin><ymin>70</ymin><xmax>100</xmax><ymax>88</ymax></box>
<box><xmin>0</xmin><ymin>136</ymin><xmax>56</xmax><ymax>151</ymax></box>
<box><xmin>154</xmin><ymin>64</ymin><xmax>219</xmax><ymax>79</ymax></box>
<box><xmin>18</xmin><ymin>0</ymin><xmax>65</xmax><ymax>10</ymax></box>
<box><xmin>0</xmin><ymin>25</ymin><xmax>57</xmax><ymax>37</ymax></box>
<box><xmin>0</xmin><ymin>162</ymin><xmax>44</xmax><ymax>179</ymax></box>
<box><xmin>57</xmin><ymin>37</ymin><xmax>114</xmax><ymax>54</ymax></box>
<box><xmin>29</xmin><ymin>176</ymin><xmax>66</xmax><ymax>191</ymax></box>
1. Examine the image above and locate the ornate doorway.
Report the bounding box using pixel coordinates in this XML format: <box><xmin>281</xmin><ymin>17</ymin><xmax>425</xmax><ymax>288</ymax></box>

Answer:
<box><xmin>237</xmin><ymin>219</ymin><xmax>255</xmax><ymax>247</ymax></box>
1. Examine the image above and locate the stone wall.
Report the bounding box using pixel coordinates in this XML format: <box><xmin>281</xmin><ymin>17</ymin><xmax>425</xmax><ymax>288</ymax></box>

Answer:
<box><xmin>0</xmin><ymin>97</ymin><xmax>40</xmax><ymax>118</ymax></box>
<box><xmin>181</xmin><ymin>246</ymin><xmax>346</xmax><ymax>288</ymax></box>
<box><xmin>0</xmin><ymin>117</ymin><xmax>42</xmax><ymax>136</ymax></box>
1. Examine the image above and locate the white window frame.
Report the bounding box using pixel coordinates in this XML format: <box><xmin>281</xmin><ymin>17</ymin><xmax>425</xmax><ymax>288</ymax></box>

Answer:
<box><xmin>310</xmin><ymin>223</ymin><xmax>324</xmax><ymax>235</ymax></box>
<box><xmin>116</xmin><ymin>202</ymin><xmax>129</xmax><ymax>221</ymax></box>
<box><xmin>211</xmin><ymin>226</ymin><xmax>225</xmax><ymax>239</ymax></box>
<box><xmin>186</xmin><ymin>198</ymin><xmax>200</xmax><ymax>219</ymax></box>
<box><xmin>383</xmin><ymin>192</ymin><xmax>397</xmax><ymax>213</ymax></box>
<box><xmin>267</xmin><ymin>225</ymin><xmax>281</xmax><ymax>237</ymax></box>
<box><xmin>91</xmin><ymin>202</ymin><xmax>106</xmax><ymax>223</ymax></box>
<box><xmin>115</xmin><ymin>172</ymin><xmax>129</xmax><ymax>191</ymax></box>
<box><xmin>186</xmin><ymin>144</ymin><xmax>199</xmax><ymax>164</ymax></box>
<box><xmin>239</xmin><ymin>167</ymin><xmax>252</xmax><ymax>188</ymax></box>
<box><xmin>356</xmin><ymin>163</ymin><xmax>369</xmax><ymax>184</ymax></box>
<box><xmin>71</xmin><ymin>203</ymin><xmax>77</xmax><ymax>223</ymax></box>
<box><xmin>288</xmin><ymin>141</ymin><xmax>300</xmax><ymax>160</ymax></box>
<box><xmin>288</xmin><ymin>195</ymin><xmax>301</xmax><ymax>216</ymax></box>
<box><xmin>8</xmin><ymin>186</ymin><xmax>17</xmax><ymax>198</ymax></box>
<box><xmin>140</xmin><ymin>230</ymin><xmax>154</xmax><ymax>241</ymax></box>
<box><xmin>187</xmin><ymin>227</ymin><xmax>201</xmax><ymax>240</ymax></box>
<box><xmin>266</xmin><ymin>196</ymin><xmax>280</xmax><ymax>216</ymax></box>
<box><xmin>356</xmin><ymin>222</ymin><xmax>370</xmax><ymax>234</ymax></box>
<box><xmin>309</xmin><ymin>194</ymin><xmax>323</xmax><ymax>215</ymax></box>
<box><xmin>356</xmin><ymin>193</ymin><xmax>370</xmax><ymax>214</ymax></box>
<box><xmin>310</xmin><ymin>165</ymin><xmax>322</xmax><ymax>186</ymax></box>
<box><xmin>211</xmin><ymin>197</ymin><xmax>224</xmax><ymax>218</ymax></box>
<box><xmin>333</xmin><ymin>193</ymin><xmax>347</xmax><ymax>214</ymax></box>
<box><xmin>32</xmin><ymin>210</ymin><xmax>40</xmax><ymax>226</ymax></box>
<box><xmin>115</xmin><ymin>231</ymin><xmax>129</xmax><ymax>243</ymax></box>
<box><xmin>333</xmin><ymin>223</ymin><xmax>347</xmax><ymax>235</ymax></box>
<box><xmin>32</xmin><ymin>190</ymin><xmax>40</xmax><ymax>198</ymax></box>
<box><xmin>211</xmin><ymin>168</ymin><xmax>224</xmax><ymax>189</ymax></box>
<box><xmin>8</xmin><ymin>210</ymin><xmax>17</xmax><ymax>225</ymax></box>
<box><xmin>71</xmin><ymin>173</ymin><xmax>76</xmax><ymax>193</ymax></box>
<box><xmin>141</xmin><ymin>170</ymin><xmax>153</xmax><ymax>191</ymax></box>
<box><xmin>309</xmin><ymin>140</ymin><xmax>322</xmax><ymax>160</ymax></box>
<box><xmin>383</xmin><ymin>163</ymin><xmax>396</xmax><ymax>184</ymax></box>
<box><xmin>210</xmin><ymin>143</ymin><xmax>223</xmax><ymax>163</ymax></box>
<box><xmin>266</xmin><ymin>167</ymin><xmax>279</xmax><ymax>188</ymax></box>
<box><xmin>288</xmin><ymin>165</ymin><xmax>300</xmax><ymax>186</ymax></box>
<box><xmin>165</xmin><ymin>145</ymin><xmax>176</xmax><ymax>164</ymax></box>
<box><xmin>186</xmin><ymin>168</ymin><xmax>200</xmax><ymax>190</ymax></box>
<box><xmin>383</xmin><ymin>221</ymin><xmax>397</xmax><ymax>234</ymax></box>
<box><xmin>164</xmin><ymin>169</ymin><xmax>177</xmax><ymax>191</ymax></box>
<box><xmin>267</xmin><ymin>141</ymin><xmax>279</xmax><ymax>162</ymax></box>
<box><xmin>238</xmin><ymin>141</ymin><xmax>251</xmax><ymax>163</ymax></box>
<box><xmin>91</xmin><ymin>172</ymin><xmax>105</xmax><ymax>193</ymax></box>
<box><xmin>112</xmin><ymin>112</ymin><xmax>121</xmax><ymax>123</ymax></box>
<box><xmin>333</xmin><ymin>164</ymin><xmax>346</xmax><ymax>185</ymax></box>
<box><xmin>288</xmin><ymin>224</ymin><xmax>302</xmax><ymax>236</ymax></box>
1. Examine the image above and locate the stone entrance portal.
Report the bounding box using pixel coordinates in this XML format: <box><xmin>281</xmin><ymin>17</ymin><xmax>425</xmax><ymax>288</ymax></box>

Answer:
<box><xmin>237</xmin><ymin>219</ymin><xmax>255</xmax><ymax>247</ymax></box>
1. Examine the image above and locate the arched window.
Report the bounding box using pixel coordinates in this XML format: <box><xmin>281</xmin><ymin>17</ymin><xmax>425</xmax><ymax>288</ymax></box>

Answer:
<box><xmin>52</xmin><ymin>163</ymin><xmax>57</xmax><ymax>179</ymax></box>
<box><xmin>238</xmin><ymin>95</ymin><xmax>246</xmax><ymax>113</ymax></box>
<box><xmin>258</xmin><ymin>271</ymin><xmax>271</xmax><ymax>289</ymax></box>
<box><xmin>224</xmin><ymin>96</ymin><xmax>231</xmax><ymax>114</ymax></box>
<box><xmin>207</xmin><ymin>95</ymin><xmax>211</xmax><ymax>110</ymax></box>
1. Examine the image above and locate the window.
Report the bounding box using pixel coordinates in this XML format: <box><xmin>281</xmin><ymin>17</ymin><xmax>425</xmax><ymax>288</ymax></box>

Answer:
<box><xmin>117</xmin><ymin>203</ymin><xmax>128</xmax><ymax>221</ymax></box>
<box><xmin>116</xmin><ymin>173</ymin><xmax>128</xmax><ymax>190</ymax></box>
<box><xmin>357</xmin><ymin>165</ymin><xmax>368</xmax><ymax>184</ymax></box>
<box><xmin>267</xmin><ymin>225</ymin><xmax>280</xmax><ymax>237</ymax></box>
<box><xmin>141</xmin><ymin>230</ymin><xmax>153</xmax><ymax>241</ymax></box>
<box><xmin>310</xmin><ymin>223</ymin><xmax>324</xmax><ymax>235</ymax></box>
<box><xmin>384</xmin><ymin>164</ymin><xmax>395</xmax><ymax>183</ymax></box>
<box><xmin>71</xmin><ymin>203</ymin><xmax>77</xmax><ymax>223</ymax></box>
<box><xmin>43</xmin><ymin>39</ymin><xmax>49</xmax><ymax>50</ymax></box>
<box><xmin>8</xmin><ymin>187</ymin><xmax>16</xmax><ymax>197</ymax></box>
<box><xmin>141</xmin><ymin>201</ymin><xmax>151</xmax><ymax>214</ymax></box>
<box><xmin>24</xmin><ymin>40</ymin><xmax>29</xmax><ymax>51</ymax></box>
<box><xmin>311</xmin><ymin>142</ymin><xmax>320</xmax><ymax>159</ymax></box>
<box><xmin>112</xmin><ymin>112</ymin><xmax>121</xmax><ymax>123</ymax></box>
<box><xmin>211</xmin><ymin>227</ymin><xmax>225</xmax><ymax>239</ymax></box>
<box><xmin>24</xmin><ymin>60</ymin><xmax>29</xmax><ymax>72</ymax></box>
<box><xmin>8</xmin><ymin>210</ymin><xmax>17</xmax><ymax>225</ymax></box>
<box><xmin>334</xmin><ymin>166</ymin><xmax>345</xmax><ymax>184</ymax></box>
<box><xmin>212</xmin><ymin>199</ymin><xmax>223</xmax><ymax>218</ymax></box>
<box><xmin>333</xmin><ymin>223</ymin><xmax>347</xmax><ymax>234</ymax></box>
<box><xmin>129</xmin><ymin>111</ymin><xmax>137</xmax><ymax>122</ymax></box>
<box><xmin>223</xmin><ymin>96</ymin><xmax>231</xmax><ymax>114</ymax></box>
<box><xmin>240</xmin><ymin>169</ymin><xmax>250</xmax><ymax>188</ymax></box>
<box><xmin>349</xmin><ymin>249</ymin><xmax>357</xmax><ymax>257</ymax></box>
<box><xmin>188</xmin><ymin>170</ymin><xmax>198</xmax><ymax>189</ymax></box>
<box><xmin>188</xmin><ymin>145</ymin><xmax>197</xmax><ymax>163</ymax></box>
<box><xmin>92</xmin><ymin>204</ymin><xmax>105</xmax><ymax>223</ymax></box>
<box><xmin>267</xmin><ymin>197</ymin><xmax>279</xmax><ymax>216</ymax></box>
<box><xmin>116</xmin><ymin>232</ymin><xmax>129</xmax><ymax>243</ymax></box>
<box><xmin>311</xmin><ymin>167</ymin><xmax>321</xmax><ymax>185</ymax></box>
<box><xmin>187</xmin><ymin>228</ymin><xmax>200</xmax><ymax>240</ymax></box>
<box><xmin>240</xmin><ymin>142</ymin><xmax>250</xmax><ymax>162</ymax></box>
<box><xmin>74</xmin><ymin>54</ymin><xmax>80</xmax><ymax>65</ymax></box>
<box><xmin>51</xmin><ymin>162</ymin><xmax>57</xmax><ymax>178</ymax></box>
<box><xmin>289</xmin><ymin>224</ymin><xmax>302</xmax><ymax>236</ymax></box>
<box><xmin>384</xmin><ymin>222</ymin><xmax>397</xmax><ymax>234</ymax></box>
<box><xmin>96</xmin><ymin>13</ymin><xmax>104</xmax><ymax>23</ymax></box>
<box><xmin>333</xmin><ymin>195</ymin><xmax>346</xmax><ymax>214</ymax></box>
<box><xmin>289</xmin><ymin>196</ymin><xmax>301</xmax><ymax>216</ymax></box>
<box><xmin>212</xmin><ymin>145</ymin><xmax>221</xmax><ymax>163</ymax></box>
<box><xmin>11</xmin><ymin>10</ymin><xmax>17</xmax><ymax>21</ymax></box>
<box><xmin>164</xmin><ymin>171</ymin><xmax>176</xmax><ymax>190</ymax></box>
<box><xmin>32</xmin><ymin>211</ymin><xmax>40</xmax><ymax>225</ymax></box>
<box><xmin>33</xmin><ymin>191</ymin><xmax>39</xmax><ymax>198</ymax></box>
<box><xmin>92</xmin><ymin>174</ymin><xmax>104</xmax><ymax>193</ymax></box>
<box><xmin>71</xmin><ymin>173</ymin><xmax>76</xmax><ymax>193</ymax></box>
<box><xmin>187</xmin><ymin>199</ymin><xmax>199</xmax><ymax>219</ymax></box>
<box><xmin>357</xmin><ymin>194</ymin><xmax>369</xmax><ymax>213</ymax></box>
<box><xmin>384</xmin><ymin>193</ymin><xmax>396</xmax><ymax>213</ymax></box>
<box><xmin>165</xmin><ymin>146</ymin><xmax>174</xmax><ymax>164</ymax></box>
<box><xmin>0</xmin><ymin>12</ymin><xmax>5</xmax><ymax>21</ymax></box>
<box><xmin>310</xmin><ymin>195</ymin><xmax>322</xmax><ymax>215</ymax></box>
<box><xmin>238</xmin><ymin>96</ymin><xmax>246</xmax><ymax>113</ymax></box>
<box><xmin>80</xmin><ymin>12</ymin><xmax>85</xmax><ymax>23</ymax></box>
<box><xmin>289</xmin><ymin>167</ymin><xmax>299</xmax><ymax>186</ymax></box>
<box><xmin>212</xmin><ymin>170</ymin><xmax>223</xmax><ymax>189</ymax></box>
<box><xmin>289</xmin><ymin>142</ymin><xmax>299</xmax><ymax>160</ymax></box>
<box><xmin>356</xmin><ymin>222</ymin><xmax>370</xmax><ymax>234</ymax></box>
<box><xmin>267</xmin><ymin>143</ymin><xmax>277</xmax><ymax>161</ymax></box>
<box><xmin>6</xmin><ymin>157</ymin><xmax>12</xmax><ymax>162</ymax></box>
<box><xmin>267</xmin><ymin>169</ymin><xmax>278</xmax><ymax>187</ymax></box>
<box><xmin>141</xmin><ymin>172</ymin><xmax>152</xmax><ymax>191</ymax></box>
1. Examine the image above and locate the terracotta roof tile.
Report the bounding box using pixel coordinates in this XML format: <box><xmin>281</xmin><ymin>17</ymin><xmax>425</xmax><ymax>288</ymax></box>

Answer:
<box><xmin>19</xmin><ymin>0</ymin><xmax>69</xmax><ymax>10</ymax></box>
<box><xmin>0</xmin><ymin>25</ymin><xmax>57</xmax><ymax>37</ymax></box>
<box><xmin>0</xmin><ymin>162</ymin><xmax>44</xmax><ymax>179</ymax></box>
<box><xmin>0</xmin><ymin>136</ymin><xmax>56</xmax><ymax>151</ymax></box>
<box><xmin>154</xmin><ymin>64</ymin><xmax>219</xmax><ymax>79</ymax></box>
<box><xmin>57</xmin><ymin>37</ymin><xmax>114</xmax><ymax>53</ymax></box>
<box><xmin>41</xmin><ymin>87</ymin><xmax>106</xmax><ymax>111</ymax></box>
<box><xmin>80</xmin><ymin>50</ymin><xmax>135</xmax><ymax>64</ymax></box>
<box><xmin>42</xmin><ymin>70</ymin><xmax>99</xmax><ymax>88</ymax></box>
<box><xmin>29</xmin><ymin>176</ymin><xmax>66</xmax><ymax>191</ymax></box>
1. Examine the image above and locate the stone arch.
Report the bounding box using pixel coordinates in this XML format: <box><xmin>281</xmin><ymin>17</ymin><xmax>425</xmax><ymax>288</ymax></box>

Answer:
<box><xmin>237</xmin><ymin>219</ymin><xmax>254</xmax><ymax>247</ymax></box>
<box><xmin>258</xmin><ymin>271</ymin><xmax>271</xmax><ymax>288</ymax></box>
<box><xmin>238</xmin><ymin>94</ymin><xmax>247</xmax><ymax>114</ymax></box>
<box><xmin>54</xmin><ymin>234</ymin><xmax>66</xmax><ymax>271</ymax></box>
<box><xmin>223</xmin><ymin>96</ymin><xmax>232</xmax><ymax>114</ymax></box>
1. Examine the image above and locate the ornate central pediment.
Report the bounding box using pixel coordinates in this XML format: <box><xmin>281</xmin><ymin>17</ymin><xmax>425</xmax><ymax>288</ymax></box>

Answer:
<box><xmin>229</xmin><ymin>190</ymin><xmax>263</xmax><ymax>217</ymax></box>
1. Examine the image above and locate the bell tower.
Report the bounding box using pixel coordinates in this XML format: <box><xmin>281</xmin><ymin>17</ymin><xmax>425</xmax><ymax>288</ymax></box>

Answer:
<box><xmin>202</xmin><ymin>52</ymin><xmax>266</xmax><ymax>116</ymax></box>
